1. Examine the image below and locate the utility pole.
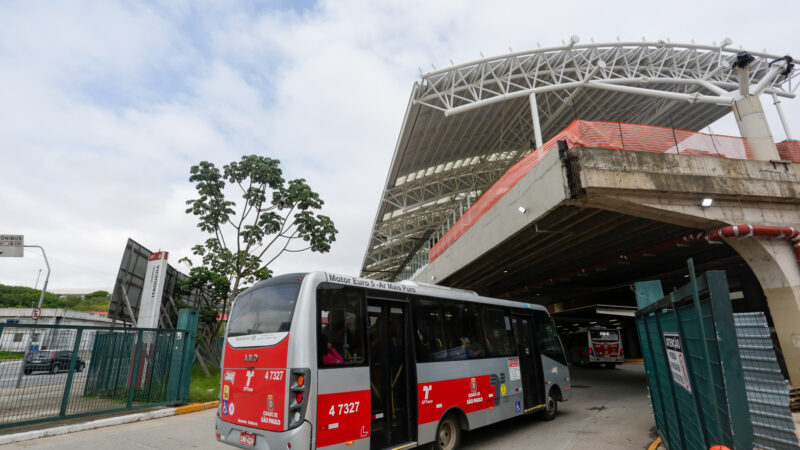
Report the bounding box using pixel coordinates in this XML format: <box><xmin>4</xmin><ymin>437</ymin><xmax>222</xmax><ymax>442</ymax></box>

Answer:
<box><xmin>15</xmin><ymin>245</ymin><xmax>51</xmax><ymax>388</ymax></box>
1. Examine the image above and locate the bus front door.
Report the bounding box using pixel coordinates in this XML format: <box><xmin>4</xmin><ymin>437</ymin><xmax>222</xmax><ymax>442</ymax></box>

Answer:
<box><xmin>511</xmin><ymin>315</ymin><xmax>545</xmax><ymax>411</ymax></box>
<box><xmin>367</xmin><ymin>301</ymin><xmax>414</xmax><ymax>449</ymax></box>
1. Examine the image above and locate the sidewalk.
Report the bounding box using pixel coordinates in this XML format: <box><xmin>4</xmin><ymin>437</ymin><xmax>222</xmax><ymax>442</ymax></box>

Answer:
<box><xmin>0</xmin><ymin>402</ymin><xmax>218</xmax><ymax>446</ymax></box>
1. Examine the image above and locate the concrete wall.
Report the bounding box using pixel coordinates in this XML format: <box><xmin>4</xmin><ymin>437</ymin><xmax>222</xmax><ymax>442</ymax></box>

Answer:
<box><xmin>415</xmin><ymin>147</ymin><xmax>569</xmax><ymax>283</ymax></box>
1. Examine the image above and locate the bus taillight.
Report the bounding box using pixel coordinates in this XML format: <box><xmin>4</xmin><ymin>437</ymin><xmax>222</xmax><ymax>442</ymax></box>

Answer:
<box><xmin>288</xmin><ymin>368</ymin><xmax>310</xmax><ymax>429</ymax></box>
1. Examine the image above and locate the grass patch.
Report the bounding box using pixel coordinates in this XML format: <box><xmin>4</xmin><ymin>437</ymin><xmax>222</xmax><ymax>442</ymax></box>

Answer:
<box><xmin>188</xmin><ymin>364</ymin><xmax>220</xmax><ymax>403</ymax></box>
<box><xmin>0</xmin><ymin>351</ymin><xmax>24</xmax><ymax>360</ymax></box>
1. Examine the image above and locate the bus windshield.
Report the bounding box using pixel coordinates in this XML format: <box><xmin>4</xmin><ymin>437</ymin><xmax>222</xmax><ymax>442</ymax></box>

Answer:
<box><xmin>227</xmin><ymin>283</ymin><xmax>301</xmax><ymax>337</ymax></box>
<box><xmin>590</xmin><ymin>329</ymin><xmax>619</xmax><ymax>341</ymax></box>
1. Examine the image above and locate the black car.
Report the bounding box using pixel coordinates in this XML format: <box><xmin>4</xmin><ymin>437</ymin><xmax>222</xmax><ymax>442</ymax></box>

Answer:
<box><xmin>23</xmin><ymin>350</ymin><xmax>86</xmax><ymax>375</ymax></box>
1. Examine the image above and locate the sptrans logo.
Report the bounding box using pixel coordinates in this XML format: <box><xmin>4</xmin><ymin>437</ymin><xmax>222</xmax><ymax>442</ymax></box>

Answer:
<box><xmin>470</xmin><ymin>377</ymin><xmax>477</xmax><ymax>394</ymax></box>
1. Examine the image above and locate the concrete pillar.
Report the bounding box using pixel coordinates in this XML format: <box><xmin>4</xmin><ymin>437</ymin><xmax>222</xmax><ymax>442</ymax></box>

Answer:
<box><xmin>724</xmin><ymin>238</ymin><xmax>800</xmax><ymax>385</ymax></box>
<box><xmin>733</xmin><ymin>95</ymin><xmax>781</xmax><ymax>161</ymax></box>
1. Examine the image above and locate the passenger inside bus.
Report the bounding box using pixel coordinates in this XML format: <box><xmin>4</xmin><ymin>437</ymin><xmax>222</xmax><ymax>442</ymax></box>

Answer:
<box><xmin>320</xmin><ymin>334</ymin><xmax>344</xmax><ymax>365</ymax></box>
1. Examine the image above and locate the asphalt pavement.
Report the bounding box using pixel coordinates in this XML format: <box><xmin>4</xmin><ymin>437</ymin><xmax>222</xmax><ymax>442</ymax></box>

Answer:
<box><xmin>0</xmin><ymin>360</ymin><xmax>89</xmax><ymax>389</ymax></box>
<box><xmin>6</xmin><ymin>362</ymin><xmax>654</xmax><ymax>449</ymax></box>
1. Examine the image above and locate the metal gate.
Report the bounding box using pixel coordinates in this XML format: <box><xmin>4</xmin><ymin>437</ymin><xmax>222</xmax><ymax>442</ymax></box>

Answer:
<box><xmin>0</xmin><ymin>309</ymin><xmax>197</xmax><ymax>429</ymax></box>
<box><xmin>634</xmin><ymin>262</ymin><xmax>752</xmax><ymax>449</ymax></box>
<box><xmin>635</xmin><ymin>260</ymin><xmax>799</xmax><ymax>450</ymax></box>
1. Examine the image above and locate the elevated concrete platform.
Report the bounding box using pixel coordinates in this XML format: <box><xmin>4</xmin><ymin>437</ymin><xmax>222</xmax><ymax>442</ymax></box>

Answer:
<box><xmin>415</xmin><ymin>146</ymin><xmax>800</xmax><ymax>382</ymax></box>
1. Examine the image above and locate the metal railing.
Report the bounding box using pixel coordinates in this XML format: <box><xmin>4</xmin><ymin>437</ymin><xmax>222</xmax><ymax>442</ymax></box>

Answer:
<box><xmin>0</xmin><ymin>317</ymin><xmax>196</xmax><ymax>429</ymax></box>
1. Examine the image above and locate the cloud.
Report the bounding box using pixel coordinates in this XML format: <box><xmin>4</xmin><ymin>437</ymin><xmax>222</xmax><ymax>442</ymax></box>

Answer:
<box><xmin>1</xmin><ymin>0</ymin><xmax>799</xmax><ymax>290</ymax></box>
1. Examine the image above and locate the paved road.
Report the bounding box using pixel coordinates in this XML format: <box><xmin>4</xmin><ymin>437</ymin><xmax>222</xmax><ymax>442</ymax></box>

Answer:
<box><xmin>0</xmin><ymin>360</ymin><xmax>90</xmax><ymax>388</ymax></box>
<box><xmin>9</xmin><ymin>363</ymin><xmax>654</xmax><ymax>449</ymax></box>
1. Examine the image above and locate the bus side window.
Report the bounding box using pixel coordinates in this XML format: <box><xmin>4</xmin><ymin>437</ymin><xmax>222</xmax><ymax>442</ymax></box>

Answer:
<box><xmin>460</xmin><ymin>303</ymin><xmax>485</xmax><ymax>358</ymax></box>
<box><xmin>532</xmin><ymin>311</ymin><xmax>567</xmax><ymax>365</ymax></box>
<box><xmin>412</xmin><ymin>298</ymin><xmax>447</xmax><ymax>362</ymax></box>
<box><xmin>317</xmin><ymin>283</ymin><xmax>367</xmax><ymax>367</ymax></box>
<box><xmin>483</xmin><ymin>307</ymin><xmax>513</xmax><ymax>356</ymax></box>
<box><xmin>441</xmin><ymin>302</ymin><xmax>464</xmax><ymax>359</ymax></box>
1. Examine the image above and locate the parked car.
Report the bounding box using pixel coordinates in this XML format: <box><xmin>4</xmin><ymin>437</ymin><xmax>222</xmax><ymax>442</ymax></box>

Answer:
<box><xmin>23</xmin><ymin>350</ymin><xmax>86</xmax><ymax>375</ymax></box>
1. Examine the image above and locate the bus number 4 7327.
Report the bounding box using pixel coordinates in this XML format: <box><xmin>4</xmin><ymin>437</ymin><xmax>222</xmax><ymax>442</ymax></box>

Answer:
<box><xmin>329</xmin><ymin>401</ymin><xmax>360</xmax><ymax>416</ymax></box>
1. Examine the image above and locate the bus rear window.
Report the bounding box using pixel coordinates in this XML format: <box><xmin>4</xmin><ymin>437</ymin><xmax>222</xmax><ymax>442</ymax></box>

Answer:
<box><xmin>590</xmin><ymin>330</ymin><xmax>619</xmax><ymax>341</ymax></box>
<box><xmin>228</xmin><ymin>283</ymin><xmax>301</xmax><ymax>337</ymax></box>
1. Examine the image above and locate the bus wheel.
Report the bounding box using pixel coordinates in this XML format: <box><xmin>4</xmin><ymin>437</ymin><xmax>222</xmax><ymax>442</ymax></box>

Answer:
<box><xmin>538</xmin><ymin>389</ymin><xmax>558</xmax><ymax>421</ymax></box>
<box><xmin>435</xmin><ymin>414</ymin><xmax>461</xmax><ymax>450</ymax></box>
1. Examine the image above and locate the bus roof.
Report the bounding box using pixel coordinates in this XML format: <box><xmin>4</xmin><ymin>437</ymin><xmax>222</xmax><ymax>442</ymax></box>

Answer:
<box><xmin>308</xmin><ymin>271</ymin><xmax>549</xmax><ymax>313</ymax></box>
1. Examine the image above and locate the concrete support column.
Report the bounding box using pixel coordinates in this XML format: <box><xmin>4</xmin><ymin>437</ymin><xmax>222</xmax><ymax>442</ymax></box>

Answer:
<box><xmin>733</xmin><ymin>95</ymin><xmax>780</xmax><ymax>161</ymax></box>
<box><xmin>724</xmin><ymin>238</ymin><xmax>800</xmax><ymax>385</ymax></box>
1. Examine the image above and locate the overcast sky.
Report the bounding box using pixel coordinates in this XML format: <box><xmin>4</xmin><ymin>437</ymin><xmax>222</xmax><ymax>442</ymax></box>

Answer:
<box><xmin>2</xmin><ymin>0</ymin><xmax>799</xmax><ymax>291</ymax></box>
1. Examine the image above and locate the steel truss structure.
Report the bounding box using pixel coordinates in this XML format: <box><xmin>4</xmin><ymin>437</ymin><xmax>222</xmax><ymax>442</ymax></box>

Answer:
<box><xmin>361</xmin><ymin>39</ymin><xmax>800</xmax><ymax>281</ymax></box>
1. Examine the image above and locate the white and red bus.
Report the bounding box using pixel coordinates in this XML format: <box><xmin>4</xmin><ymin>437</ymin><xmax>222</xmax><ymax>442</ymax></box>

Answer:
<box><xmin>215</xmin><ymin>272</ymin><xmax>570</xmax><ymax>450</ymax></box>
<box><xmin>565</xmin><ymin>327</ymin><xmax>624</xmax><ymax>368</ymax></box>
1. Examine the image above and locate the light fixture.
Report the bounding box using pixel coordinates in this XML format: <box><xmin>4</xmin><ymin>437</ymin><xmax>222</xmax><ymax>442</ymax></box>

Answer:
<box><xmin>518</xmin><ymin>206</ymin><xmax>527</xmax><ymax>213</ymax></box>
<box><xmin>701</xmin><ymin>198</ymin><xmax>713</xmax><ymax>207</ymax></box>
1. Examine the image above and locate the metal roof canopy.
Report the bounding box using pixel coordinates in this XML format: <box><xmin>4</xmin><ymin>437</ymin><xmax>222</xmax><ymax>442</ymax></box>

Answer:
<box><xmin>362</xmin><ymin>38</ymin><xmax>799</xmax><ymax>280</ymax></box>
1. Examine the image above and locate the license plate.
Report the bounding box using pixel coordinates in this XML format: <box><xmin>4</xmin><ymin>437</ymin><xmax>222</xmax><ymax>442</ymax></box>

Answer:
<box><xmin>239</xmin><ymin>432</ymin><xmax>255</xmax><ymax>446</ymax></box>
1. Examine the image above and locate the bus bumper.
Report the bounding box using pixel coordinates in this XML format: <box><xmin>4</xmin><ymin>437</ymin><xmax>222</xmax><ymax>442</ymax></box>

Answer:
<box><xmin>216</xmin><ymin>414</ymin><xmax>312</xmax><ymax>449</ymax></box>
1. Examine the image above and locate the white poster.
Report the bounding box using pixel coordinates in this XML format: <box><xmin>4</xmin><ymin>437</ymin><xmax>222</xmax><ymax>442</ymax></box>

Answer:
<box><xmin>663</xmin><ymin>333</ymin><xmax>692</xmax><ymax>393</ymax></box>
<box><xmin>138</xmin><ymin>251</ymin><xmax>168</xmax><ymax>329</ymax></box>
<box><xmin>508</xmin><ymin>358</ymin><xmax>521</xmax><ymax>381</ymax></box>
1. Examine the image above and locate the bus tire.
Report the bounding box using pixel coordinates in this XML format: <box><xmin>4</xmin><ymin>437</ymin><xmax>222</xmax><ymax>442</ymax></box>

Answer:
<box><xmin>434</xmin><ymin>414</ymin><xmax>461</xmax><ymax>450</ymax></box>
<box><xmin>538</xmin><ymin>388</ymin><xmax>558</xmax><ymax>421</ymax></box>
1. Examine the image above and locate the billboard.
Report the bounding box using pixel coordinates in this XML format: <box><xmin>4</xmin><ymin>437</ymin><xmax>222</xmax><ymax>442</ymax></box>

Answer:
<box><xmin>109</xmin><ymin>238</ymin><xmax>201</xmax><ymax>325</ymax></box>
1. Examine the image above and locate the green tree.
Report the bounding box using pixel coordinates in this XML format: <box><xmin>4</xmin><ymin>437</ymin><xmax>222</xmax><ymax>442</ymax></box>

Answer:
<box><xmin>181</xmin><ymin>155</ymin><xmax>337</xmax><ymax>368</ymax></box>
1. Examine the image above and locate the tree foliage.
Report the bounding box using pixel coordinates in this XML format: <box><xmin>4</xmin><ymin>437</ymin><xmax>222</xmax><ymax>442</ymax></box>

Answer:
<box><xmin>0</xmin><ymin>285</ymin><xmax>110</xmax><ymax>311</ymax></box>
<box><xmin>180</xmin><ymin>155</ymin><xmax>337</xmax><ymax>366</ymax></box>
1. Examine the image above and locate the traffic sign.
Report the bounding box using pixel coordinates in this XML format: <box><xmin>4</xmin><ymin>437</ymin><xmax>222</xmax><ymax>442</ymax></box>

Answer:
<box><xmin>31</xmin><ymin>308</ymin><xmax>41</xmax><ymax>320</ymax></box>
<box><xmin>0</xmin><ymin>235</ymin><xmax>24</xmax><ymax>257</ymax></box>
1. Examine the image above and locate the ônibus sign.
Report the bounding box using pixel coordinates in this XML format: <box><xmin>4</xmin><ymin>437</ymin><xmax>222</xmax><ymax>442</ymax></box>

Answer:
<box><xmin>0</xmin><ymin>235</ymin><xmax>24</xmax><ymax>257</ymax></box>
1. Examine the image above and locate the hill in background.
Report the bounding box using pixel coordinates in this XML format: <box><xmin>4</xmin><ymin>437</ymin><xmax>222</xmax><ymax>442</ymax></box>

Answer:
<box><xmin>0</xmin><ymin>284</ymin><xmax>110</xmax><ymax>312</ymax></box>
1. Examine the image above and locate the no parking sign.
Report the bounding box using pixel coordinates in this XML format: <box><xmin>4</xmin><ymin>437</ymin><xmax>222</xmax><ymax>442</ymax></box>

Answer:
<box><xmin>31</xmin><ymin>308</ymin><xmax>41</xmax><ymax>320</ymax></box>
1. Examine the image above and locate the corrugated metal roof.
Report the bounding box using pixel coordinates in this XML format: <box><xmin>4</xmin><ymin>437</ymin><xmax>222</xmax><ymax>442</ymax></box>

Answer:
<box><xmin>734</xmin><ymin>312</ymin><xmax>800</xmax><ymax>450</ymax></box>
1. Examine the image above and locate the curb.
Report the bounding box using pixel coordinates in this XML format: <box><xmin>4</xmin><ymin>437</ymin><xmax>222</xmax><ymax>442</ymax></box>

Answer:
<box><xmin>648</xmin><ymin>437</ymin><xmax>662</xmax><ymax>450</ymax></box>
<box><xmin>176</xmin><ymin>400</ymin><xmax>219</xmax><ymax>415</ymax></box>
<box><xmin>0</xmin><ymin>401</ymin><xmax>218</xmax><ymax>446</ymax></box>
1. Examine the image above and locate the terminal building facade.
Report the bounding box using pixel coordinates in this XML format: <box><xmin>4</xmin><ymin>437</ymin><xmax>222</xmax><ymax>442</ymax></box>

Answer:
<box><xmin>360</xmin><ymin>39</ymin><xmax>800</xmax><ymax>385</ymax></box>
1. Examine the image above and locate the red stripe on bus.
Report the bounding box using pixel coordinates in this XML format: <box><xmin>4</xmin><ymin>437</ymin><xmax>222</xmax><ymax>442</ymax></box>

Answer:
<box><xmin>417</xmin><ymin>375</ymin><xmax>492</xmax><ymax>424</ymax></box>
<box><xmin>223</xmin><ymin>336</ymin><xmax>289</xmax><ymax>370</ymax></box>
<box><xmin>316</xmin><ymin>390</ymin><xmax>371</xmax><ymax>448</ymax></box>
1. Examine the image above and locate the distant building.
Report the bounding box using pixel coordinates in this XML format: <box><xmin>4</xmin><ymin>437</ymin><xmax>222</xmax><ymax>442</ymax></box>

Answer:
<box><xmin>0</xmin><ymin>308</ymin><xmax>114</xmax><ymax>352</ymax></box>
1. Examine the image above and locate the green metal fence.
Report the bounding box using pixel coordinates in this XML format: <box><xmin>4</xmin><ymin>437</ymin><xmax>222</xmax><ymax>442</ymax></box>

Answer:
<box><xmin>634</xmin><ymin>262</ymin><xmax>753</xmax><ymax>449</ymax></box>
<box><xmin>0</xmin><ymin>309</ymin><xmax>197</xmax><ymax>429</ymax></box>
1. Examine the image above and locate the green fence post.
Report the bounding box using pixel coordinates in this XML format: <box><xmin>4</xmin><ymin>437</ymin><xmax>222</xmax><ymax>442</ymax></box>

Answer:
<box><xmin>127</xmin><ymin>331</ymin><xmax>144</xmax><ymax>408</ymax></box>
<box><xmin>687</xmin><ymin>259</ymin><xmax>725</xmax><ymax>443</ymax></box>
<box><xmin>59</xmin><ymin>328</ymin><xmax>83</xmax><ymax>417</ymax></box>
<box><xmin>175</xmin><ymin>309</ymin><xmax>198</xmax><ymax>404</ymax></box>
<box><xmin>635</xmin><ymin>280</ymin><xmax>687</xmax><ymax>449</ymax></box>
<box><xmin>706</xmin><ymin>270</ymin><xmax>754</xmax><ymax>448</ymax></box>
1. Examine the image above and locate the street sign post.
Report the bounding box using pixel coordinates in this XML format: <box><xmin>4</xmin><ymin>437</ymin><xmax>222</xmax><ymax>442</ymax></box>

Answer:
<box><xmin>0</xmin><ymin>235</ymin><xmax>24</xmax><ymax>257</ymax></box>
